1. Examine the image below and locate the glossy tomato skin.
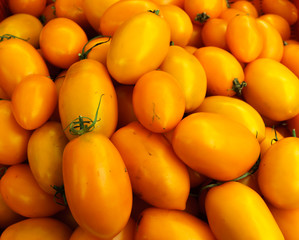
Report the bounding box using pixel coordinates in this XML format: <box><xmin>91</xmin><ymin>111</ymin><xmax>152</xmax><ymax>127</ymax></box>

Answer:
<box><xmin>8</xmin><ymin>0</ymin><xmax>47</xmax><ymax>17</ymax></box>
<box><xmin>205</xmin><ymin>181</ymin><xmax>284</xmax><ymax>240</ymax></box>
<box><xmin>106</xmin><ymin>11</ymin><xmax>170</xmax><ymax>85</ymax></box>
<box><xmin>0</xmin><ymin>100</ymin><xmax>31</xmax><ymax>165</ymax></box>
<box><xmin>59</xmin><ymin>59</ymin><xmax>118</xmax><ymax>140</ymax></box>
<box><xmin>0</xmin><ymin>217</ymin><xmax>72</xmax><ymax>240</ymax></box>
<box><xmin>258</xmin><ymin>137</ymin><xmax>299</xmax><ymax>209</ymax></box>
<box><xmin>230</xmin><ymin>0</ymin><xmax>258</xmax><ymax>18</ymax></box>
<box><xmin>281</xmin><ymin>43</ymin><xmax>299</xmax><ymax>79</ymax></box>
<box><xmin>110</xmin><ymin>121</ymin><xmax>190</xmax><ymax>210</ymax></box>
<box><xmin>242</xmin><ymin>58</ymin><xmax>299</xmax><ymax>121</ymax></box>
<box><xmin>194</xmin><ymin>95</ymin><xmax>266</xmax><ymax>143</ymax></box>
<box><xmin>0</xmin><ymin>38</ymin><xmax>49</xmax><ymax>98</ymax></box>
<box><xmin>0</xmin><ymin>164</ymin><xmax>65</xmax><ymax>218</ymax></box>
<box><xmin>135</xmin><ymin>208</ymin><xmax>216</xmax><ymax>240</ymax></box>
<box><xmin>172</xmin><ymin>112</ymin><xmax>260</xmax><ymax>181</ymax></box>
<box><xmin>63</xmin><ymin>132</ymin><xmax>133</xmax><ymax>239</ymax></box>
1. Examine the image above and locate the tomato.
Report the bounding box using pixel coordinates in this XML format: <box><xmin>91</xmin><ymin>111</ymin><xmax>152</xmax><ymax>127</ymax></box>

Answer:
<box><xmin>159</xmin><ymin>4</ymin><xmax>193</xmax><ymax>47</ymax></box>
<box><xmin>27</xmin><ymin>121</ymin><xmax>68</xmax><ymax>195</ymax></box>
<box><xmin>62</xmin><ymin>132</ymin><xmax>132</xmax><ymax>239</ymax></box>
<box><xmin>0</xmin><ymin>217</ymin><xmax>72</xmax><ymax>240</ymax></box>
<box><xmin>258</xmin><ymin>13</ymin><xmax>291</xmax><ymax>41</ymax></box>
<box><xmin>59</xmin><ymin>59</ymin><xmax>118</xmax><ymax>140</ymax></box>
<box><xmin>135</xmin><ymin>208</ymin><xmax>216</xmax><ymax>240</ymax></box>
<box><xmin>11</xmin><ymin>74</ymin><xmax>57</xmax><ymax>130</ymax></box>
<box><xmin>226</xmin><ymin>14</ymin><xmax>263</xmax><ymax>63</ymax></box>
<box><xmin>172</xmin><ymin>112</ymin><xmax>260</xmax><ymax>181</ymax></box>
<box><xmin>184</xmin><ymin>45</ymin><xmax>197</xmax><ymax>54</ymax></box>
<box><xmin>0</xmin><ymin>100</ymin><xmax>31</xmax><ymax>165</ymax></box>
<box><xmin>205</xmin><ymin>181</ymin><xmax>284</xmax><ymax>240</ymax></box>
<box><xmin>237</xmin><ymin>172</ymin><xmax>261</xmax><ymax>194</ymax></box>
<box><xmin>259</xmin><ymin>126</ymin><xmax>284</xmax><ymax>158</ymax></box>
<box><xmin>0</xmin><ymin>164</ymin><xmax>65</xmax><ymax>218</ymax></box>
<box><xmin>256</xmin><ymin>19</ymin><xmax>284</xmax><ymax>61</ymax></box>
<box><xmin>242</xmin><ymin>58</ymin><xmax>299</xmax><ymax>121</ymax></box>
<box><xmin>111</xmin><ymin>121</ymin><xmax>190</xmax><ymax>210</ymax></box>
<box><xmin>40</xmin><ymin>3</ymin><xmax>56</xmax><ymax>25</ymax></box>
<box><xmin>193</xmin><ymin>46</ymin><xmax>244</xmax><ymax>97</ymax></box>
<box><xmin>106</xmin><ymin>11</ymin><xmax>170</xmax><ymax>85</ymax></box>
<box><xmin>99</xmin><ymin>0</ymin><xmax>160</xmax><ymax>37</ymax></box>
<box><xmin>262</xmin><ymin>0</ymin><xmax>298</xmax><ymax>25</ymax></box>
<box><xmin>187</xmin><ymin>23</ymin><xmax>203</xmax><ymax>48</ymax></box>
<box><xmin>281</xmin><ymin>43</ymin><xmax>299</xmax><ymax>79</ymax></box>
<box><xmin>8</xmin><ymin>0</ymin><xmax>47</xmax><ymax>17</ymax></box>
<box><xmin>194</xmin><ymin>95</ymin><xmax>266</xmax><ymax>142</ymax></box>
<box><xmin>201</xmin><ymin>18</ymin><xmax>228</xmax><ymax>50</ymax></box>
<box><xmin>258</xmin><ymin>137</ymin><xmax>299</xmax><ymax>209</ymax></box>
<box><xmin>219</xmin><ymin>7</ymin><xmax>246</xmax><ymax>22</ymax></box>
<box><xmin>0</xmin><ymin>38</ymin><xmax>49</xmax><ymax>98</ymax></box>
<box><xmin>39</xmin><ymin>17</ymin><xmax>88</xmax><ymax>69</ymax></box>
<box><xmin>150</xmin><ymin>0</ymin><xmax>184</xmax><ymax>8</ymax></box>
<box><xmin>230</xmin><ymin>0</ymin><xmax>258</xmax><ymax>18</ymax></box>
<box><xmin>287</xmin><ymin>112</ymin><xmax>299</xmax><ymax>135</ymax></box>
<box><xmin>187</xmin><ymin>166</ymin><xmax>208</xmax><ymax>188</ymax></box>
<box><xmin>132</xmin><ymin>70</ymin><xmax>185</xmax><ymax>133</ymax></box>
<box><xmin>0</xmin><ymin>13</ymin><xmax>43</xmax><ymax>48</ymax></box>
<box><xmin>159</xmin><ymin>45</ymin><xmax>207</xmax><ymax>112</ymax></box>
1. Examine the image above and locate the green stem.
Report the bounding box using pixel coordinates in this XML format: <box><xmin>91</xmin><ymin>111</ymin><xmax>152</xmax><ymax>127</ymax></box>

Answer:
<box><xmin>79</xmin><ymin>35</ymin><xmax>111</xmax><ymax>60</ymax></box>
<box><xmin>195</xmin><ymin>12</ymin><xmax>210</xmax><ymax>23</ymax></box>
<box><xmin>147</xmin><ymin>9</ymin><xmax>160</xmax><ymax>16</ymax></box>
<box><xmin>231</xmin><ymin>78</ymin><xmax>247</xmax><ymax>96</ymax></box>
<box><xmin>0</xmin><ymin>34</ymin><xmax>29</xmax><ymax>42</ymax></box>
<box><xmin>292</xmin><ymin>129</ymin><xmax>297</xmax><ymax>137</ymax></box>
<box><xmin>271</xmin><ymin>125</ymin><xmax>279</xmax><ymax>145</ymax></box>
<box><xmin>52</xmin><ymin>185</ymin><xmax>67</xmax><ymax>206</ymax></box>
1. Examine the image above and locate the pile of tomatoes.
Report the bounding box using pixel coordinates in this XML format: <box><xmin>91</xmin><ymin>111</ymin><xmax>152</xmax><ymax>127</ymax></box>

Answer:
<box><xmin>1</xmin><ymin>0</ymin><xmax>299</xmax><ymax>239</ymax></box>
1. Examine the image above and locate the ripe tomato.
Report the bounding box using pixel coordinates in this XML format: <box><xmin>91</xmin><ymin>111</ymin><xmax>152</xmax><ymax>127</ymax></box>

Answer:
<box><xmin>205</xmin><ymin>181</ymin><xmax>284</xmax><ymax>240</ymax></box>
<box><xmin>0</xmin><ymin>164</ymin><xmax>65</xmax><ymax>218</ymax></box>
<box><xmin>159</xmin><ymin>45</ymin><xmax>207</xmax><ymax>112</ymax></box>
<box><xmin>242</xmin><ymin>58</ymin><xmax>299</xmax><ymax>121</ymax></box>
<box><xmin>27</xmin><ymin>121</ymin><xmax>68</xmax><ymax>195</ymax></box>
<box><xmin>106</xmin><ymin>11</ymin><xmax>170</xmax><ymax>85</ymax></box>
<box><xmin>40</xmin><ymin>3</ymin><xmax>56</xmax><ymax>25</ymax></box>
<box><xmin>219</xmin><ymin>7</ymin><xmax>246</xmax><ymax>22</ymax></box>
<box><xmin>230</xmin><ymin>0</ymin><xmax>258</xmax><ymax>18</ymax></box>
<box><xmin>193</xmin><ymin>46</ymin><xmax>244</xmax><ymax>97</ymax></box>
<box><xmin>0</xmin><ymin>38</ymin><xmax>49</xmax><ymax>98</ymax></box>
<box><xmin>39</xmin><ymin>17</ymin><xmax>88</xmax><ymax>69</ymax></box>
<box><xmin>8</xmin><ymin>0</ymin><xmax>47</xmax><ymax>17</ymax></box>
<box><xmin>259</xmin><ymin>127</ymin><xmax>284</xmax><ymax>158</ymax></box>
<box><xmin>258</xmin><ymin>137</ymin><xmax>299</xmax><ymax>209</ymax></box>
<box><xmin>151</xmin><ymin>0</ymin><xmax>184</xmax><ymax>8</ymax></box>
<box><xmin>187</xmin><ymin>23</ymin><xmax>203</xmax><ymax>48</ymax></box>
<box><xmin>0</xmin><ymin>13</ymin><xmax>43</xmax><ymax>48</ymax></box>
<box><xmin>63</xmin><ymin>132</ymin><xmax>132</xmax><ymax>239</ymax></box>
<box><xmin>172</xmin><ymin>112</ymin><xmax>260</xmax><ymax>181</ymax></box>
<box><xmin>194</xmin><ymin>95</ymin><xmax>266</xmax><ymax>143</ymax></box>
<box><xmin>281</xmin><ymin>42</ymin><xmax>299</xmax><ymax>79</ymax></box>
<box><xmin>226</xmin><ymin>14</ymin><xmax>263</xmax><ymax>63</ymax></box>
<box><xmin>135</xmin><ymin>208</ymin><xmax>216</xmax><ymax>240</ymax></box>
<box><xmin>11</xmin><ymin>74</ymin><xmax>58</xmax><ymax>130</ymax></box>
<box><xmin>111</xmin><ymin>121</ymin><xmax>190</xmax><ymax>210</ymax></box>
<box><xmin>58</xmin><ymin>59</ymin><xmax>117</xmax><ymax>140</ymax></box>
<box><xmin>0</xmin><ymin>217</ymin><xmax>72</xmax><ymax>240</ymax></box>
<box><xmin>0</xmin><ymin>100</ymin><xmax>31</xmax><ymax>165</ymax></box>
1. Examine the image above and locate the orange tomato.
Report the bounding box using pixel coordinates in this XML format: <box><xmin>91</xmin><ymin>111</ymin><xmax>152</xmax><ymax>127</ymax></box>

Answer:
<box><xmin>0</xmin><ymin>217</ymin><xmax>72</xmax><ymax>240</ymax></box>
<box><xmin>39</xmin><ymin>17</ymin><xmax>88</xmax><ymax>69</ymax></box>
<box><xmin>193</xmin><ymin>46</ymin><xmax>244</xmax><ymax>97</ymax></box>
<box><xmin>150</xmin><ymin>0</ymin><xmax>184</xmax><ymax>8</ymax></box>
<box><xmin>187</xmin><ymin>23</ymin><xmax>203</xmax><ymax>48</ymax></box>
<box><xmin>159</xmin><ymin>45</ymin><xmax>207</xmax><ymax>112</ymax></box>
<box><xmin>63</xmin><ymin>132</ymin><xmax>132</xmax><ymax>239</ymax></box>
<box><xmin>106</xmin><ymin>11</ymin><xmax>170</xmax><ymax>85</ymax></box>
<box><xmin>0</xmin><ymin>100</ymin><xmax>31</xmax><ymax>165</ymax></box>
<box><xmin>111</xmin><ymin>121</ymin><xmax>190</xmax><ymax>210</ymax></box>
<box><xmin>132</xmin><ymin>70</ymin><xmax>185</xmax><ymax>133</ymax></box>
<box><xmin>194</xmin><ymin>95</ymin><xmax>266</xmax><ymax>143</ymax></box>
<box><xmin>172</xmin><ymin>112</ymin><xmax>260</xmax><ymax>181</ymax></box>
<box><xmin>230</xmin><ymin>0</ymin><xmax>258</xmax><ymax>18</ymax></box>
<box><xmin>0</xmin><ymin>164</ymin><xmax>65</xmax><ymax>218</ymax></box>
<box><xmin>8</xmin><ymin>0</ymin><xmax>47</xmax><ymax>17</ymax></box>
<box><xmin>40</xmin><ymin>3</ymin><xmax>56</xmax><ymax>25</ymax></box>
<box><xmin>242</xmin><ymin>58</ymin><xmax>299</xmax><ymax>121</ymax></box>
<box><xmin>219</xmin><ymin>7</ymin><xmax>246</xmax><ymax>22</ymax></box>
<box><xmin>135</xmin><ymin>208</ymin><xmax>216</xmax><ymax>240</ymax></box>
<box><xmin>259</xmin><ymin>127</ymin><xmax>284</xmax><ymax>158</ymax></box>
<box><xmin>59</xmin><ymin>59</ymin><xmax>118</xmax><ymax>140</ymax></box>
<box><xmin>226</xmin><ymin>14</ymin><xmax>263</xmax><ymax>63</ymax></box>
<box><xmin>258</xmin><ymin>137</ymin><xmax>299</xmax><ymax>209</ymax></box>
<box><xmin>287</xmin><ymin>112</ymin><xmax>299</xmax><ymax>135</ymax></box>
<box><xmin>205</xmin><ymin>181</ymin><xmax>284</xmax><ymax>240</ymax></box>
<box><xmin>281</xmin><ymin>42</ymin><xmax>299</xmax><ymax>79</ymax></box>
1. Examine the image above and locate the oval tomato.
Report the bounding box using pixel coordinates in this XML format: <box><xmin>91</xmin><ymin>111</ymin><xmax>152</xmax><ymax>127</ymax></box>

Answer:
<box><xmin>106</xmin><ymin>11</ymin><xmax>170</xmax><ymax>85</ymax></box>
<box><xmin>63</xmin><ymin>132</ymin><xmax>132</xmax><ymax>239</ymax></box>
<box><xmin>172</xmin><ymin>112</ymin><xmax>260</xmax><ymax>181</ymax></box>
<box><xmin>230</xmin><ymin>0</ymin><xmax>258</xmax><ymax>18</ymax></box>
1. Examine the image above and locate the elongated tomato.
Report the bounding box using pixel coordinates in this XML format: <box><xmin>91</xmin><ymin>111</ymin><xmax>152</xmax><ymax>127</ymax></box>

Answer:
<box><xmin>106</xmin><ymin>11</ymin><xmax>170</xmax><ymax>85</ymax></box>
<box><xmin>172</xmin><ymin>112</ymin><xmax>260</xmax><ymax>181</ymax></box>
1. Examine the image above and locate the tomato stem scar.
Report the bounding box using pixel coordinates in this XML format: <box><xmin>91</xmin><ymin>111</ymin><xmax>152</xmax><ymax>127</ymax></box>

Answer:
<box><xmin>231</xmin><ymin>78</ymin><xmax>247</xmax><ymax>96</ymax></box>
<box><xmin>194</xmin><ymin>12</ymin><xmax>210</xmax><ymax>23</ymax></box>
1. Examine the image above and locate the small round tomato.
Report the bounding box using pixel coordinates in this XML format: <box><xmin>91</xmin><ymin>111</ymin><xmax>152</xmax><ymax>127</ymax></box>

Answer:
<box><xmin>135</xmin><ymin>208</ymin><xmax>216</xmax><ymax>240</ymax></box>
<box><xmin>0</xmin><ymin>164</ymin><xmax>65</xmax><ymax>218</ymax></box>
<box><xmin>205</xmin><ymin>181</ymin><xmax>284</xmax><ymax>240</ymax></box>
<box><xmin>132</xmin><ymin>70</ymin><xmax>185</xmax><ymax>133</ymax></box>
<box><xmin>172</xmin><ymin>112</ymin><xmax>260</xmax><ymax>181</ymax></box>
<box><xmin>11</xmin><ymin>74</ymin><xmax>58</xmax><ymax>130</ymax></box>
<box><xmin>39</xmin><ymin>17</ymin><xmax>88</xmax><ymax>69</ymax></box>
<box><xmin>63</xmin><ymin>132</ymin><xmax>132</xmax><ymax>239</ymax></box>
<box><xmin>0</xmin><ymin>217</ymin><xmax>72</xmax><ymax>240</ymax></box>
<box><xmin>111</xmin><ymin>121</ymin><xmax>190</xmax><ymax>210</ymax></box>
<box><xmin>106</xmin><ymin>11</ymin><xmax>170</xmax><ymax>85</ymax></box>
<box><xmin>258</xmin><ymin>137</ymin><xmax>299</xmax><ymax>210</ymax></box>
<box><xmin>281</xmin><ymin>43</ymin><xmax>299</xmax><ymax>79</ymax></box>
<box><xmin>8</xmin><ymin>0</ymin><xmax>47</xmax><ymax>17</ymax></box>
